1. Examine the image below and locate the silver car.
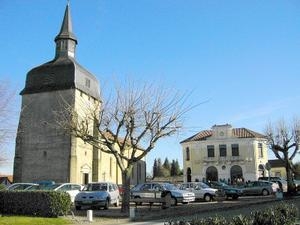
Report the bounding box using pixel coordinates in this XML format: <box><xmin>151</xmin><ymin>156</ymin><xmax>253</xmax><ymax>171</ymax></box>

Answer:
<box><xmin>7</xmin><ymin>183</ymin><xmax>39</xmax><ymax>191</ymax></box>
<box><xmin>131</xmin><ymin>182</ymin><xmax>195</xmax><ymax>206</ymax></box>
<box><xmin>75</xmin><ymin>182</ymin><xmax>120</xmax><ymax>210</ymax></box>
<box><xmin>239</xmin><ymin>181</ymin><xmax>274</xmax><ymax>196</ymax></box>
<box><xmin>179</xmin><ymin>182</ymin><xmax>218</xmax><ymax>202</ymax></box>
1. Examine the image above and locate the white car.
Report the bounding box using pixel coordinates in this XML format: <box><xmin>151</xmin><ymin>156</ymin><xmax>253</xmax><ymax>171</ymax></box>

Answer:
<box><xmin>41</xmin><ymin>183</ymin><xmax>83</xmax><ymax>202</ymax></box>
<box><xmin>179</xmin><ymin>182</ymin><xmax>218</xmax><ymax>202</ymax></box>
<box><xmin>75</xmin><ymin>182</ymin><xmax>120</xmax><ymax>210</ymax></box>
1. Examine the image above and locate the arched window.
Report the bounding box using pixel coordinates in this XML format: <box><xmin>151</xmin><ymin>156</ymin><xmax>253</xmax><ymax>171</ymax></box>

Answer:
<box><xmin>186</xmin><ymin>147</ymin><xmax>190</xmax><ymax>161</ymax></box>
<box><xmin>258</xmin><ymin>164</ymin><xmax>265</xmax><ymax>177</ymax></box>
<box><xmin>187</xmin><ymin>167</ymin><xmax>192</xmax><ymax>182</ymax></box>
<box><xmin>206</xmin><ymin>166</ymin><xmax>218</xmax><ymax>181</ymax></box>
<box><xmin>230</xmin><ymin>165</ymin><xmax>243</xmax><ymax>182</ymax></box>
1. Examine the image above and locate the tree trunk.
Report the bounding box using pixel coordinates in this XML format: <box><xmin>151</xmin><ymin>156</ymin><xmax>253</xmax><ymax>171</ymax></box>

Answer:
<box><xmin>284</xmin><ymin>152</ymin><xmax>295</xmax><ymax>194</ymax></box>
<box><xmin>121</xmin><ymin>170</ymin><xmax>131</xmax><ymax>213</ymax></box>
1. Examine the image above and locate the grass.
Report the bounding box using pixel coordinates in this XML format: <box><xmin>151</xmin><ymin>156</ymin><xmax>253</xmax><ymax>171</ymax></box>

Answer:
<box><xmin>0</xmin><ymin>216</ymin><xmax>73</xmax><ymax>225</ymax></box>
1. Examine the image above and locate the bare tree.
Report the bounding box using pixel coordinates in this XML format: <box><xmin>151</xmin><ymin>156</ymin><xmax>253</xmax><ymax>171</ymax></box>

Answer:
<box><xmin>0</xmin><ymin>81</ymin><xmax>16</xmax><ymax>164</ymax></box>
<box><xmin>265</xmin><ymin>118</ymin><xmax>300</xmax><ymax>194</ymax></box>
<box><xmin>56</xmin><ymin>81</ymin><xmax>192</xmax><ymax>213</ymax></box>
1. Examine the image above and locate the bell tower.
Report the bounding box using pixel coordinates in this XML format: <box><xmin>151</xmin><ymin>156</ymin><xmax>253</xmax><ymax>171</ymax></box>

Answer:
<box><xmin>13</xmin><ymin>3</ymin><xmax>101</xmax><ymax>183</ymax></box>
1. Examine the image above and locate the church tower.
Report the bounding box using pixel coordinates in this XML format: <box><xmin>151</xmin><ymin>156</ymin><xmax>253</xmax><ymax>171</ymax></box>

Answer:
<box><xmin>13</xmin><ymin>3</ymin><xmax>101</xmax><ymax>183</ymax></box>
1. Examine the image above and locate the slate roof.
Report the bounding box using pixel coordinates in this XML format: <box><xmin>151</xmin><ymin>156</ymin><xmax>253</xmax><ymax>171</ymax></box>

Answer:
<box><xmin>20</xmin><ymin>57</ymin><xmax>100</xmax><ymax>99</ymax></box>
<box><xmin>180</xmin><ymin>127</ymin><xmax>266</xmax><ymax>143</ymax></box>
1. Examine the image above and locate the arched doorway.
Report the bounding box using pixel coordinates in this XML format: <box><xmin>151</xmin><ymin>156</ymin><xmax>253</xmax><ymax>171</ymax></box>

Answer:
<box><xmin>230</xmin><ymin>165</ymin><xmax>243</xmax><ymax>183</ymax></box>
<box><xmin>206</xmin><ymin>166</ymin><xmax>218</xmax><ymax>181</ymax></box>
<box><xmin>258</xmin><ymin>164</ymin><xmax>265</xmax><ymax>177</ymax></box>
<box><xmin>187</xmin><ymin>167</ymin><xmax>191</xmax><ymax>182</ymax></box>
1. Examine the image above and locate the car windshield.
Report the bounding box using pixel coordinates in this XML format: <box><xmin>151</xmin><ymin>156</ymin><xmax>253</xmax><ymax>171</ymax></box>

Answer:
<box><xmin>162</xmin><ymin>183</ymin><xmax>178</xmax><ymax>191</ymax></box>
<box><xmin>84</xmin><ymin>183</ymin><xmax>108</xmax><ymax>191</ymax></box>
<box><xmin>41</xmin><ymin>184</ymin><xmax>61</xmax><ymax>190</ymax></box>
<box><xmin>198</xmin><ymin>182</ymin><xmax>210</xmax><ymax>188</ymax></box>
<box><xmin>215</xmin><ymin>182</ymin><xmax>229</xmax><ymax>187</ymax></box>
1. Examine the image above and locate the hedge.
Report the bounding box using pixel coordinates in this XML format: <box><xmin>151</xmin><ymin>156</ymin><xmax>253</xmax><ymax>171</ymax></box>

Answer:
<box><xmin>165</xmin><ymin>203</ymin><xmax>299</xmax><ymax>225</ymax></box>
<box><xmin>0</xmin><ymin>191</ymin><xmax>71</xmax><ymax>217</ymax></box>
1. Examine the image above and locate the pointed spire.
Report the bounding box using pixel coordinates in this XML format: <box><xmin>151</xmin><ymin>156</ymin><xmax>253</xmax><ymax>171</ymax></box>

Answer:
<box><xmin>55</xmin><ymin>2</ymin><xmax>77</xmax><ymax>43</ymax></box>
<box><xmin>54</xmin><ymin>2</ymin><xmax>77</xmax><ymax>58</ymax></box>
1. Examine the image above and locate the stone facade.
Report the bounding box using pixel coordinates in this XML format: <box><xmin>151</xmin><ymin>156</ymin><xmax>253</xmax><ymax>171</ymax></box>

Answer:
<box><xmin>180</xmin><ymin>124</ymin><xmax>268</xmax><ymax>183</ymax></box>
<box><xmin>13</xmin><ymin>4</ymin><xmax>145</xmax><ymax>185</ymax></box>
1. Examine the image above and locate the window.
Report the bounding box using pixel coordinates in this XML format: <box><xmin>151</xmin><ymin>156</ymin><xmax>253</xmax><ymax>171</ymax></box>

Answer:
<box><xmin>207</xmin><ymin>145</ymin><xmax>215</xmax><ymax>157</ymax></box>
<box><xmin>85</xmin><ymin>78</ymin><xmax>91</xmax><ymax>88</ymax></box>
<box><xmin>231</xmin><ymin>144</ymin><xmax>239</xmax><ymax>156</ymax></box>
<box><xmin>109</xmin><ymin>157</ymin><xmax>112</xmax><ymax>177</ymax></box>
<box><xmin>138</xmin><ymin>163</ymin><xmax>142</xmax><ymax>180</ymax></box>
<box><xmin>258</xmin><ymin>143</ymin><xmax>263</xmax><ymax>158</ymax></box>
<box><xmin>219</xmin><ymin>144</ymin><xmax>227</xmax><ymax>157</ymax></box>
<box><xmin>186</xmin><ymin>147</ymin><xmax>190</xmax><ymax>161</ymax></box>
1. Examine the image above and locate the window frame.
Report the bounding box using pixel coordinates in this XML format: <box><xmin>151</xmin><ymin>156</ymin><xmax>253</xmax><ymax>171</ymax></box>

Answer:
<box><xmin>219</xmin><ymin>144</ymin><xmax>227</xmax><ymax>157</ymax></box>
<box><xmin>207</xmin><ymin>145</ymin><xmax>215</xmax><ymax>157</ymax></box>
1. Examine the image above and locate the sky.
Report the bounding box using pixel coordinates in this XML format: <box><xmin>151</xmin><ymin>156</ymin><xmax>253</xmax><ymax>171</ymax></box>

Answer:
<box><xmin>1</xmin><ymin>0</ymin><xmax>300</xmax><ymax>175</ymax></box>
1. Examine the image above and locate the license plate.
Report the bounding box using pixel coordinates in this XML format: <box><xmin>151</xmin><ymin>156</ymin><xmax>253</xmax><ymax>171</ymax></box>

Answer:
<box><xmin>82</xmin><ymin>201</ymin><xmax>92</xmax><ymax>204</ymax></box>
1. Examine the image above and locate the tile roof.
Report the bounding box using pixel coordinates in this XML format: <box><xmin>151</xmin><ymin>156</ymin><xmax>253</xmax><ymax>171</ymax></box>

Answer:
<box><xmin>180</xmin><ymin>127</ymin><xmax>266</xmax><ymax>143</ymax></box>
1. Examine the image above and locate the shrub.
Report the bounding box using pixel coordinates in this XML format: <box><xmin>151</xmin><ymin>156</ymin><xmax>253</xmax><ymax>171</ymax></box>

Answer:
<box><xmin>0</xmin><ymin>190</ymin><xmax>71</xmax><ymax>217</ymax></box>
<box><xmin>251</xmin><ymin>203</ymin><xmax>298</xmax><ymax>225</ymax></box>
<box><xmin>164</xmin><ymin>203</ymin><xmax>298</xmax><ymax>225</ymax></box>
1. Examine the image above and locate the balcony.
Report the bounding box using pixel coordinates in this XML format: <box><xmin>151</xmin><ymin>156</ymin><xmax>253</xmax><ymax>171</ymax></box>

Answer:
<box><xmin>202</xmin><ymin>156</ymin><xmax>246</xmax><ymax>164</ymax></box>
<box><xmin>203</xmin><ymin>157</ymin><xmax>218</xmax><ymax>162</ymax></box>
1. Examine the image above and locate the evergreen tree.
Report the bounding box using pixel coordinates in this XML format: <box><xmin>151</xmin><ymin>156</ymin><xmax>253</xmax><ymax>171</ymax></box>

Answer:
<box><xmin>163</xmin><ymin>158</ymin><xmax>171</xmax><ymax>171</ymax></box>
<box><xmin>170</xmin><ymin>159</ymin><xmax>176</xmax><ymax>176</ymax></box>
<box><xmin>157</xmin><ymin>158</ymin><xmax>163</xmax><ymax>177</ymax></box>
<box><xmin>174</xmin><ymin>159</ymin><xmax>181</xmax><ymax>175</ymax></box>
<box><xmin>162</xmin><ymin>158</ymin><xmax>171</xmax><ymax>177</ymax></box>
<box><xmin>152</xmin><ymin>159</ymin><xmax>158</xmax><ymax>177</ymax></box>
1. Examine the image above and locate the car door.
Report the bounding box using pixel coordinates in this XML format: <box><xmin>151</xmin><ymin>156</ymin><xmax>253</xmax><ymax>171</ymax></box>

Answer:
<box><xmin>242</xmin><ymin>182</ymin><xmax>254</xmax><ymax>195</ymax></box>
<box><xmin>138</xmin><ymin>183</ymin><xmax>155</xmax><ymax>198</ymax></box>
<box><xmin>152</xmin><ymin>183</ymin><xmax>163</xmax><ymax>199</ymax></box>
<box><xmin>193</xmin><ymin>183</ymin><xmax>205</xmax><ymax>199</ymax></box>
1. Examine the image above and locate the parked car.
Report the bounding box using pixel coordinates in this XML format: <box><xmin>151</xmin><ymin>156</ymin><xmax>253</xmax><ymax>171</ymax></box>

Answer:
<box><xmin>179</xmin><ymin>182</ymin><xmax>218</xmax><ymax>202</ymax></box>
<box><xmin>75</xmin><ymin>182</ymin><xmax>120</xmax><ymax>210</ymax></box>
<box><xmin>131</xmin><ymin>182</ymin><xmax>195</xmax><ymax>206</ymax></box>
<box><xmin>7</xmin><ymin>183</ymin><xmax>39</xmax><ymax>191</ymax></box>
<box><xmin>205</xmin><ymin>181</ymin><xmax>243</xmax><ymax>200</ymax></box>
<box><xmin>238</xmin><ymin>181</ymin><xmax>274</xmax><ymax>196</ymax></box>
<box><xmin>36</xmin><ymin>183</ymin><xmax>83</xmax><ymax>202</ymax></box>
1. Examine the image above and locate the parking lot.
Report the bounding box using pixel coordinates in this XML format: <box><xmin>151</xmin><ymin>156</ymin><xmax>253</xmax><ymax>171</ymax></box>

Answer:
<box><xmin>69</xmin><ymin>194</ymin><xmax>300</xmax><ymax>224</ymax></box>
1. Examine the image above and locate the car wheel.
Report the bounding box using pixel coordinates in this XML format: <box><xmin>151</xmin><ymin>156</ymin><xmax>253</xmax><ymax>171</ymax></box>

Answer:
<box><xmin>170</xmin><ymin>196</ymin><xmax>177</xmax><ymax>206</ymax></box>
<box><xmin>262</xmin><ymin>189</ymin><xmax>269</xmax><ymax>196</ymax></box>
<box><xmin>114</xmin><ymin>197</ymin><xmax>120</xmax><ymax>207</ymax></box>
<box><xmin>104</xmin><ymin>199</ymin><xmax>110</xmax><ymax>210</ymax></box>
<box><xmin>232</xmin><ymin>195</ymin><xmax>238</xmax><ymax>200</ymax></box>
<box><xmin>75</xmin><ymin>205</ymin><xmax>81</xmax><ymax>210</ymax></box>
<box><xmin>134</xmin><ymin>196</ymin><xmax>143</xmax><ymax>206</ymax></box>
<box><xmin>204</xmin><ymin>194</ymin><xmax>212</xmax><ymax>202</ymax></box>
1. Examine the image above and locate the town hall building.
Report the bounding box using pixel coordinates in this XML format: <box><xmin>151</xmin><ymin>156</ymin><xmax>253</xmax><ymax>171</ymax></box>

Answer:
<box><xmin>180</xmin><ymin>124</ymin><xmax>268</xmax><ymax>183</ymax></box>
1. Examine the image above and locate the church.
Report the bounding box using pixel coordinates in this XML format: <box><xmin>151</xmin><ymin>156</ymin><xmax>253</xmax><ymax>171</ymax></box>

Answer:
<box><xmin>13</xmin><ymin>3</ymin><xmax>146</xmax><ymax>185</ymax></box>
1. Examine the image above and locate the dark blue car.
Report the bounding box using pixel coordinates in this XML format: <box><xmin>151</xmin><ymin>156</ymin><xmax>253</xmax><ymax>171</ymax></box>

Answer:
<box><xmin>206</xmin><ymin>181</ymin><xmax>243</xmax><ymax>200</ymax></box>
